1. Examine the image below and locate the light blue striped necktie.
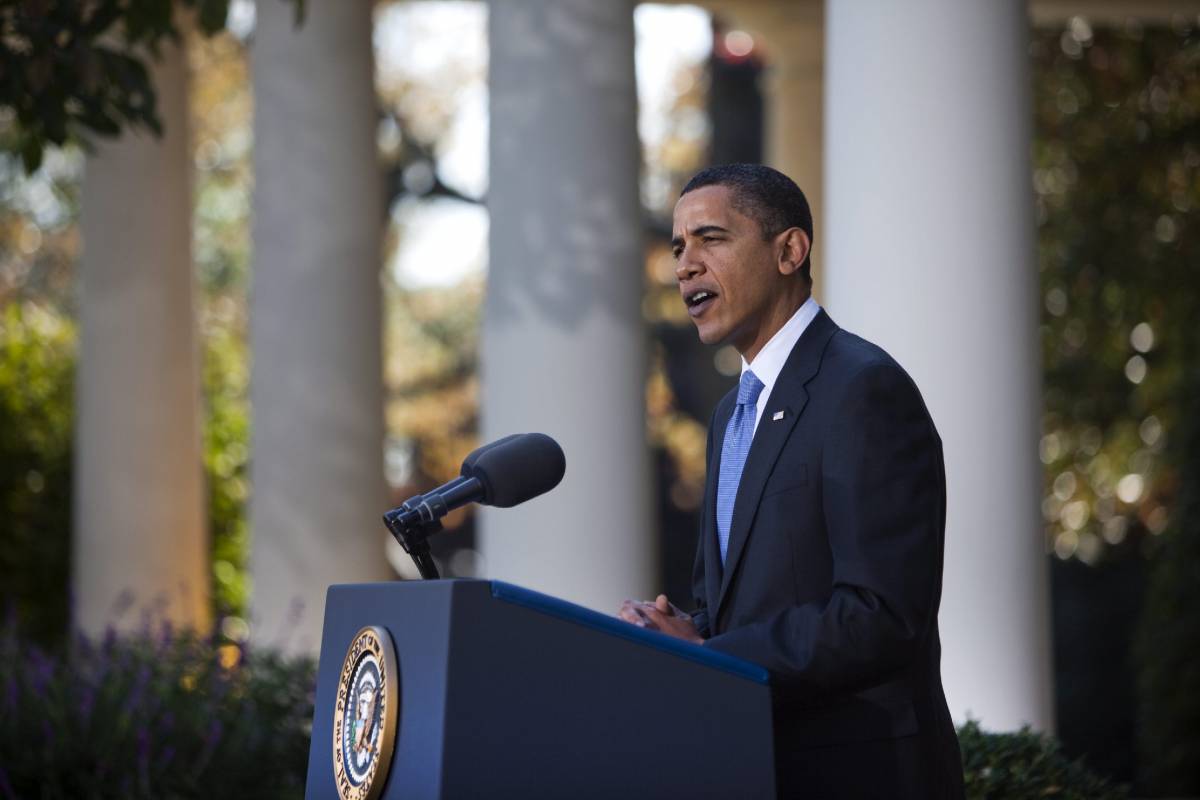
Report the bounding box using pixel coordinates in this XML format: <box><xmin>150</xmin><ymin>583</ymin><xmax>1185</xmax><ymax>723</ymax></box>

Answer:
<box><xmin>716</xmin><ymin>370</ymin><xmax>764</xmax><ymax>565</ymax></box>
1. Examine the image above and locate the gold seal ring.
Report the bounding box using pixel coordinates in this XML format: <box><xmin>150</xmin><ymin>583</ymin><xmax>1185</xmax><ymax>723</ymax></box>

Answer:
<box><xmin>332</xmin><ymin>626</ymin><xmax>399</xmax><ymax>800</ymax></box>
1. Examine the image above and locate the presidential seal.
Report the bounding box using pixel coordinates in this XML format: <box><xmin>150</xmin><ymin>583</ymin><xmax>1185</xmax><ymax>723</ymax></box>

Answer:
<box><xmin>332</xmin><ymin>626</ymin><xmax>399</xmax><ymax>800</ymax></box>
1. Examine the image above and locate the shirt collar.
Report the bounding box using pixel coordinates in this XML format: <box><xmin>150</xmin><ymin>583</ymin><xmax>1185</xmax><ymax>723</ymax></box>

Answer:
<box><xmin>741</xmin><ymin>296</ymin><xmax>821</xmax><ymax>392</ymax></box>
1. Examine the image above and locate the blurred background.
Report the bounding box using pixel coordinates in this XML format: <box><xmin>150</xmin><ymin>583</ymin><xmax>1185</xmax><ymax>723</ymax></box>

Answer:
<box><xmin>1</xmin><ymin>0</ymin><xmax>1198</xmax><ymax>796</ymax></box>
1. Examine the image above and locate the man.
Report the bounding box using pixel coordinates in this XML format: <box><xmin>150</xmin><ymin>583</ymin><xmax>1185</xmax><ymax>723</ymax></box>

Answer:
<box><xmin>619</xmin><ymin>164</ymin><xmax>964</xmax><ymax>798</ymax></box>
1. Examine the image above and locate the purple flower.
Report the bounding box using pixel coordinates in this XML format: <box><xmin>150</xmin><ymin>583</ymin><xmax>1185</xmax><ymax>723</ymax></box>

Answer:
<box><xmin>26</xmin><ymin>648</ymin><xmax>53</xmax><ymax>699</ymax></box>
<box><xmin>102</xmin><ymin>626</ymin><xmax>118</xmax><ymax>655</ymax></box>
<box><xmin>156</xmin><ymin>620</ymin><xmax>174</xmax><ymax>652</ymax></box>
<box><xmin>73</xmin><ymin>629</ymin><xmax>93</xmax><ymax>661</ymax></box>
<box><xmin>137</xmin><ymin>727</ymin><xmax>150</xmax><ymax>762</ymax></box>
<box><xmin>123</xmin><ymin>664</ymin><xmax>152</xmax><ymax>712</ymax></box>
<box><xmin>191</xmin><ymin>719</ymin><xmax>224</xmax><ymax>777</ymax></box>
<box><xmin>78</xmin><ymin>685</ymin><xmax>95</xmax><ymax>721</ymax></box>
<box><xmin>206</xmin><ymin>718</ymin><xmax>223</xmax><ymax>748</ymax></box>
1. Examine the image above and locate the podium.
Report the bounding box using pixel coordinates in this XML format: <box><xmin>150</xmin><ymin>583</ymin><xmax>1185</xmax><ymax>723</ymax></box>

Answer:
<box><xmin>304</xmin><ymin>579</ymin><xmax>775</xmax><ymax>799</ymax></box>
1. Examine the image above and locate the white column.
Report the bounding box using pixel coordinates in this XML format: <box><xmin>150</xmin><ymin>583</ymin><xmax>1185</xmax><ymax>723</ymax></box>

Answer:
<box><xmin>75</xmin><ymin>37</ymin><xmax>208</xmax><ymax>634</ymax></box>
<box><xmin>825</xmin><ymin>0</ymin><xmax>1053</xmax><ymax>731</ymax></box>
<box><xmin>250</xmin><ymin>0</ymin><xmax>388</xmax><ymax>653</ymax></box>
<box><xmin>484</xmin><ymin>0</ymin><xmax>653</xmax><ymax>611</ymax></box>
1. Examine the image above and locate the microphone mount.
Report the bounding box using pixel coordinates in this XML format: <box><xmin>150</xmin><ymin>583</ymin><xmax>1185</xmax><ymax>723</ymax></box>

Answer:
<box><xmin>383</xmin><ymin>500</ymin><xmax>444</xmax><ymax>580</ymax></box>
<box><xmin>382</xmin><ymin>433</ymin><xmax>566</xmax><ymax>581</ymax></box>
<box><xmin>384</xmin><ymin>475</ymin><xmax>482</xmax><ymax>579</ymax></box>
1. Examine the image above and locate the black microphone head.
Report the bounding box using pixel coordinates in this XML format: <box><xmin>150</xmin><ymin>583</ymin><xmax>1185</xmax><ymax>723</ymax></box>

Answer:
<box><xmin>461</xmin><ymin>433</ymin><xmax>565</xmax><ymax>508</ymax></box>
<box><xmin>460</xmin><ymin>434</ymin><xmax>523</xmax><ymax>473</ymax></box>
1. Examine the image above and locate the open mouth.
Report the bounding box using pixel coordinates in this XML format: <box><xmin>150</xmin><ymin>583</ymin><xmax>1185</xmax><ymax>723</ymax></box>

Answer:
<box><xmin>684</xmin><ymin>289</ymin><xmax>718</xmax><ymax>316</ymax></box>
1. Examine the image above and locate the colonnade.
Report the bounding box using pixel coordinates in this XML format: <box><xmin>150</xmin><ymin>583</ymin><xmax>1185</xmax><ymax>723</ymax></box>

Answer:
<box><xmin>74</xmin><ymin>0</ymin><xmax>1074</xmax><ymax>728</ymax></box>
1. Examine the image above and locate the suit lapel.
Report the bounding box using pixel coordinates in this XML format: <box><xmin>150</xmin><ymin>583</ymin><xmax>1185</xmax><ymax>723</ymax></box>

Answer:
<box><xmin>715</xmin><ymin>310</ymin><xmax>839</xmax><ymax>621</ymax></box>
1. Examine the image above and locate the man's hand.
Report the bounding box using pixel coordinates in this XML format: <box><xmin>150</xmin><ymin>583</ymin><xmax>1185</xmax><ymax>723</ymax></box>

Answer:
<box><xmin>617</xmin><ymin>594</ymin><xmax>704</xmax><ymax>645</ymax></box>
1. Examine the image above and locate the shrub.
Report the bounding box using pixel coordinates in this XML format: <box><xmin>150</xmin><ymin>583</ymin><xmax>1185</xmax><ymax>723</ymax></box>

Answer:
<box><xmin>0</xmin><ymin>617</ymin><xmax>315</xmax><ymax>799</ymax></box>
<box><xmin>958</xmin><ymin>719</ymin><xmax>1127</xmax><ymax>799</ymax></box>
<box><xmin>0</xmin><ymin>615</ymin><xmax>1133</xmax><ymax>800</ymax></box>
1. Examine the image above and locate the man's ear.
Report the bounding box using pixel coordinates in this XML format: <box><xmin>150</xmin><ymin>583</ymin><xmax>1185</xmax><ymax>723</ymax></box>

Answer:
<box><xmin>776</xmin><ymin>227</ymin><xmax>811</xmax><ymax>276</ymax></box>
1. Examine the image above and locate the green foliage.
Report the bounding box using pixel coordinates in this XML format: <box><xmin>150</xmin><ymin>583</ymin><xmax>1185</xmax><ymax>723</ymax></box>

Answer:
<box><xmin>0</xmin><ymin>300</ymin><xmax>252</xmax><ymax>634</ymax></box>
<box><xmin>1032</xmin><ymin>22</ymin><xmax>1200</xmax><ymax>793</ymax></box>
<box><xmin>0</xmin><ymin>0</ymin><xmax>303</xmax><ymax>173</ymax></box>
<box><xmin>385</xmin><ymin>279</ymin><xmax>483</xmax><ymax>486</ymax></box>
<box><xmin>1032</xmin><ymin>23</ymin><xmax>1200</xmax><ymax>565</ymax></box>
<box><xmin>0</xmin><ymin>303</ymin><xmax>75</xmax><ymax>642</ymax></box>
<box><xmin>1135</xmin><ymin>364</ymin><xmax>1200</xmax><ymax>794</ymax></box>
<box><xmin>0</xmin><ymin>30</ymin><xmax>259</xmax><ymax>632</ymax></box>
<box><xmin>0</xmin><ymin>618</ymin><xmax>315</xmax><ymax>799</ymax></box>
<box><xmin>191</xmin><ymin>31</ymin><xmax>254</xmax><ymax>620</ymax></box>
<box><xmin>0</xmin><ymin>617</ymin><xmax>1134</xmax><ymax>800</ymax></box>
<box><xmin>204</xmin><ymin>329</ymin><xmax>251</xmax><ymax>619</ymax></box>
<box><xmin>958</xmin><ymin>720</ymin><xmax>1127</xmax><ymax>799</ymax></box>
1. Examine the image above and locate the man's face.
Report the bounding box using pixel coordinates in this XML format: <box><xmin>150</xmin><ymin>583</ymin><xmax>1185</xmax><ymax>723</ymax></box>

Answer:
<box><xmin>671</xmin><ymin>185</ymin><xmax>788</xmax><ymax>358</ymax></box>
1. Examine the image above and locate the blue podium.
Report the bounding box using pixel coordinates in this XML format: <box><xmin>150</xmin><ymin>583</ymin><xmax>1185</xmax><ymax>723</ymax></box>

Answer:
<box><xmin>304</xmin><ymin>579</ymin><xmax>775</xmax><ymax>799</ymax></box>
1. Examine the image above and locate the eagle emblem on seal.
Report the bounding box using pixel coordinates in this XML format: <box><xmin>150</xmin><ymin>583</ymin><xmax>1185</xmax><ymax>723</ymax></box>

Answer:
<box><xmin>332</xmin><ymin>626</ymin><xmax>399</xmax><ymax>800</ymax></box>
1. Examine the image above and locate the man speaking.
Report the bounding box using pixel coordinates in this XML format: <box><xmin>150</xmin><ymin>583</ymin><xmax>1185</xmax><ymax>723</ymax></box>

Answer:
<box><xmin>620</xmin><ymin>164</ymin><xmax>965</xmax><ymax>798</ymax></box>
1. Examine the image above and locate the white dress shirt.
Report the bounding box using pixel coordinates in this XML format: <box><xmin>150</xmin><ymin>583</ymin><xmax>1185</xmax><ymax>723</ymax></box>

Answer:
<box><xmin>742</xmin><ymin>296</ymin><xmax>821</xmax><ymax>434</ymax></box>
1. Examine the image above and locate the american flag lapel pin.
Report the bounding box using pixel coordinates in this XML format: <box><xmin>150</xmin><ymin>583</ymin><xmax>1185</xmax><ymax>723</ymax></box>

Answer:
<box><xmin>772</xmin><ymin>410</ymin><xmax>785</xmax><ymax>421</ymax></box>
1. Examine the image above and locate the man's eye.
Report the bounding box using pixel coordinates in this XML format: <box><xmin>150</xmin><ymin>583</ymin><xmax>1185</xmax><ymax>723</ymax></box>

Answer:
<box><xmin>671</xmin><ymin>248</ymin><xmax>683</xmax><ymax>260</ymax></box>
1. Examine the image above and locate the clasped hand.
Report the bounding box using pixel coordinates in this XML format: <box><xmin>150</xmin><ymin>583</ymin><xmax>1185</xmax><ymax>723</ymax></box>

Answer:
<box><xmin>617</xmin><ymin>594</ymin><xmax>703</xmax><ymax>645</ymax></box>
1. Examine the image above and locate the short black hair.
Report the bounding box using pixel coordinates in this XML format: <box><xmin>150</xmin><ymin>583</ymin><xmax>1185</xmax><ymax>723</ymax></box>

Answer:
<box><xmin>680</xmin><ymin>163</ymin><xmax>813</xmax><ymax>283</ymax></box>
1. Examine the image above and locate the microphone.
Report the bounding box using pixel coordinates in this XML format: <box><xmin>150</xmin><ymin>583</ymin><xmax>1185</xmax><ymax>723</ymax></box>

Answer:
<box><xmin>383</xmin><ymin>433</ymin><xmax>566</xmax><ymax>578</ymax></box>
<box><xmin>463</xmin><ymin>432</ymin><xmax>566</xmax><ymax>507</ymax></box>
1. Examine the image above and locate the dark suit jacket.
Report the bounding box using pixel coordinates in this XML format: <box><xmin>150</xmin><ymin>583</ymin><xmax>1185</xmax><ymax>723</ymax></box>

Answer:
<box><xmin>691</xmin><ymin>309</ymin><xmax>965</xmax><ymax>799</ymax></box>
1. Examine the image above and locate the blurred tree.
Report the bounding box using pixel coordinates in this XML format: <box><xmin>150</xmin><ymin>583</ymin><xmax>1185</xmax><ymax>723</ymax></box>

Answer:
<box><xmin>0</xmin><ymin>304</ymin><xmax>74</xmax><ymax>643</ymax></box>
<box><xmin>0</xmin><ymin>117</ymin><xmax>80</xmax><ymax>642</ymax></box>
<box><xmin>372</xmin><ymin>1</ymin><xmax>489</xmax><ymax>578</ymax></box>
<box><xmin>384</xmin><ymin>278</ymin><xmax>481</xmax><ymax>492</ymax></box>
<box><xmin>1032</xmin><ymin>19</ymin><xmax>1199</xmax><ymax>566</ymax></box>
<box><xmin>0</xmin><ymin>0</ymin><xmax>303</xmax><ymax>173</ymax></box>
<box><xmin>1031</xmin><ymin>19</ymin><xmax>1200</xmax><ymax>793</ymax></box>
<box><xmin>1135</xmin><ymin>363</ymin><xmax>1200</xmax><ymax>795</ymax></box>
<box><xmin>0</xmin><ymin>19</ymin><xmax>267</xmax><ymax>634</ymax></box>
<box><xmin>0</xmin><ymin>129</ymin><xmax>80</xmax><ymax>312</ymax></box>
<box><xmin>189</xmin><ymin>27</ymin><xmax>254</xmax><ymax>623</ymax></box>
